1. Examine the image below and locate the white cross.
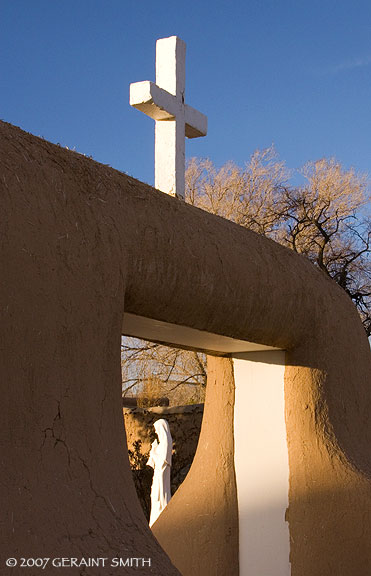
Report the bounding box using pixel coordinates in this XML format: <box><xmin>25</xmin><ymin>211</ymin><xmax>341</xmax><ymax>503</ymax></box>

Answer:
<box><xmin>130</xmin><ymin>36</ymin><xmax>207</xmax><ymax>200</ymax></box>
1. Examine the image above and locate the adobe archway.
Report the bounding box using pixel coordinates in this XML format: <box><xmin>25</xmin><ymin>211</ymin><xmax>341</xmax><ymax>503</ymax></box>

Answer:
<box><xmin>1</xmin><ymin>120</ymin><xmax>370</xmax><ymax>575</ymax></box>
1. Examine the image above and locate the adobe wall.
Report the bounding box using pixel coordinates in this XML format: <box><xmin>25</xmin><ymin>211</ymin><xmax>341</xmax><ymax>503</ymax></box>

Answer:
<box><xmin>1</xmin><ymin>120</ymin><xmax>371</xmax><ymax>576</ymax></box>
<box><xmin>0</xmin><ymin>122</ymin><xmax>180</xmax><ymax>576</ymax></box>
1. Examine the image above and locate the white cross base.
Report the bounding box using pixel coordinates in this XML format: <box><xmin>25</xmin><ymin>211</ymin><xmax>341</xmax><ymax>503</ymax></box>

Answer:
<box><xmin>130</xmin><ymin>36</ymin><xmax>207</xmax><ymax>199</ymax></box>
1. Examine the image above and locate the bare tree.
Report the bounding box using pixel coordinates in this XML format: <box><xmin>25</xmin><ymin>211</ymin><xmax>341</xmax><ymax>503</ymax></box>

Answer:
<box><xmin>275</xmin><ymin>159</ymin><xmax>370</xmax><ymax>334</ymax></box>
<box><xmin>186</xmin><ymin>146</ymin><xmax>289</xmax><ymax>234</ymax></box>
<box><xmin>186</xmin><ymin>152</ymin><xmax>371</xmax><ymax>335</ymax></box>
<box><xmin>121</xmin><ymin>338</ymin><xmax>206</xmax><ymax>403</ymax></box>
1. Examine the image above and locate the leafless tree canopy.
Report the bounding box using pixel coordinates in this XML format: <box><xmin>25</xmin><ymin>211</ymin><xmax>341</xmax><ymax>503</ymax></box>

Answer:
<box><xmin>122</xmin><ymin>148</ymin><xmax>370</xmax><ymax>399</ymax></box>
<box><xmin>121</xmin><ymin>339</ymin><xmax>206</xmax><ymax>401</ymax></box>
<box><xmin>186</xmin><ymin>149</ymin><xmax>370</xmax><ymax>335</ymax></box>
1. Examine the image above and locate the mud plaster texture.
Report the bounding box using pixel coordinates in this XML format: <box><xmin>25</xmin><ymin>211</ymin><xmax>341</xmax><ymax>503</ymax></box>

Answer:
<box><xmin>1</xmin><ymin>121</ymin><xmax>371</xmax><ymax>576</ymax></box>
<box><xmin>123</xmin><ymin>405</ymin><xmax>203</xmax><ymax>520</ymax></box>
<box><xmin>152</xmin><ymin>357</ymin><xmax>239</xmax><ymax>576</ymax></box>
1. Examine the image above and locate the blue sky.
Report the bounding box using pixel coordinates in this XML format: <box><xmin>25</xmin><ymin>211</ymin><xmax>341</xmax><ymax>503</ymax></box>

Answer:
<box><xmin>2</xmin><ymin>0</ymin><xmax>371</xmax><ymax>187</ymax></box>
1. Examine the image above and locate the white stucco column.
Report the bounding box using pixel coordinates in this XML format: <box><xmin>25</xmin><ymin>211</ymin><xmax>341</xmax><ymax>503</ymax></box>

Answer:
<box><xmin>233</xmin><ymin>351</ymin><xmax>291</xmax><ymax>576</ymax></box>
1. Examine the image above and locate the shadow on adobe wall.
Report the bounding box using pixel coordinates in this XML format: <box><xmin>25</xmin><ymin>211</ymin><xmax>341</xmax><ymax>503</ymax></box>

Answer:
<box><xmin>152</xmin><ymin>481</ymin><xmax>371</xmax><ymax>576</ymax></box>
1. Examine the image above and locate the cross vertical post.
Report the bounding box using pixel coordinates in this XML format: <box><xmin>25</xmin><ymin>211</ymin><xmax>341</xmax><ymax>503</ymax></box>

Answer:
<box><xmin>155</xmin><ymin>37</ymin><xmax>186</xmax><ymax>198</ymax></box>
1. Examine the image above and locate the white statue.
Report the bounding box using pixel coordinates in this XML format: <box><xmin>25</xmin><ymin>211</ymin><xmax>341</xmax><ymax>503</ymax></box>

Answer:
<box><xmin>147</xmin><ymin>418</ymin><xmax>173</xmax><ymax>527</ymax></box>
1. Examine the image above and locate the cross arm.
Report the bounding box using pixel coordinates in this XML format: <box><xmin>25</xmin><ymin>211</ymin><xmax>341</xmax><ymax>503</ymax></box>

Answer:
<box><xmin>130</xmin><ymin>81</ymin><xmax>181</xmax><ymax>121</ymax></box>
<box><xmin>130</xmin><ymin>81</ymin><xmax>208</xmax><ymax>139</ymax></box>
<box><xmin>185</xmin><ymin>105</ymin><xmax>208</xmax><ymax>138</ymax></box>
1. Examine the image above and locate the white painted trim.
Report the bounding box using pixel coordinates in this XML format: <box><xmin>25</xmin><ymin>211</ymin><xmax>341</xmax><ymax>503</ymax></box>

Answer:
<box><xmin>122</xmin><ymin>313</ymin><xmax>281</xmax><ymax>354</ymax></box>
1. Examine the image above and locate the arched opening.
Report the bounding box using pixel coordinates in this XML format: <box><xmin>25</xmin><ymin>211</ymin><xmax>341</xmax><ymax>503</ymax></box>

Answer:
<box><xmin>121</xmin><ymin>334</ymin><xmax>205</xmax><ymax>522</ymax></box>
<box><xmin>121</xmin><ymin>312</ymin><xmax>290</xmax><ymax>576</ymax></box>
